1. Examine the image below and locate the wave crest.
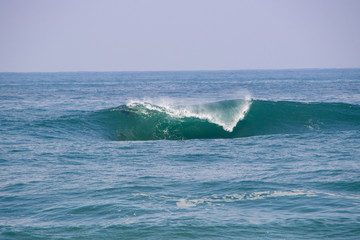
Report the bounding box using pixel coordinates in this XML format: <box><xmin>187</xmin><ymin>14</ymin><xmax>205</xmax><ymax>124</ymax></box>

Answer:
<box><xmin>126</xmin><ymin>98</ymin><xmax>251</xmax><ymax>132</ymax></box>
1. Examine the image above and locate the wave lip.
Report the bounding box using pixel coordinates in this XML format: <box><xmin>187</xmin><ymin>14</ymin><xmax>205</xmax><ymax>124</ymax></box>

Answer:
<box><xmin>172</xmin><ymin>98</ymin><xmax>251</xmax><ymax>132</ymax></box>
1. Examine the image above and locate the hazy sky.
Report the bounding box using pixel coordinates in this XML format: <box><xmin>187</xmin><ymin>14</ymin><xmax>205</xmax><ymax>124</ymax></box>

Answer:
<box><xmin>1</xmin><ymin>0</ymin><xmax>360</xmax><ymax>72</ymax></box>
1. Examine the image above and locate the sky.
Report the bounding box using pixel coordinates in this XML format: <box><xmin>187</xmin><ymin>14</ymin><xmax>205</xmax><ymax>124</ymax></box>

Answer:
<box><xmin>0</xmin><ymin>0</ymin><xmax>360</xmax><ymax>72</ymax></box>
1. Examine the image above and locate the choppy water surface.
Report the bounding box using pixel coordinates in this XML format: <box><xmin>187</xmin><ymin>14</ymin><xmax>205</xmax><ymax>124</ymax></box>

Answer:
<box><xmin>1</xmin><ymin>69</ymin><xmax>360</xmax><ymax>239</ymax></box>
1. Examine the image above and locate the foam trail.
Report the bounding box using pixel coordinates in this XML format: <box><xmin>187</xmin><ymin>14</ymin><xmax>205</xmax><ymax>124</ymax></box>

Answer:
<box><xmin>176</xmin><ymin>190</ymin><xmax>315</xmax><ymax>208</ymax></box>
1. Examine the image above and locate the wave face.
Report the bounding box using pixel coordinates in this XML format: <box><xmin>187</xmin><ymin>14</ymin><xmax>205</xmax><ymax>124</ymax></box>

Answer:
<box><xmin>90</xmin><ymin>99</ymin><xmax>360</xmax><ymax>141</ymax></box>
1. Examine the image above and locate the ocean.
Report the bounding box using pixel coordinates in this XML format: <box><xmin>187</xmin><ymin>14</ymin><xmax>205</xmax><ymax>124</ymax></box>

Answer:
<box><xmin>1</xmin><ymin>69</ymin><xmax>360</xmax><ymax>239</ymax></box>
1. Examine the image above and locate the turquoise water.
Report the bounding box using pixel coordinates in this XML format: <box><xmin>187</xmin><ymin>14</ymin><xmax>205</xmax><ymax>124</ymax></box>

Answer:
<box><xmin>1</xmin><ymin>69</ymin><xmax>360</xmax><ymax>239</ymax></box>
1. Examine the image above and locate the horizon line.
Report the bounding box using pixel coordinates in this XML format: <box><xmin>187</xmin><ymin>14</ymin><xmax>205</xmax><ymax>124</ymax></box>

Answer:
<box><xmin>1</xmin><ymin>67</ymin><xmax>360</xmax><ymax>74</ymax></box>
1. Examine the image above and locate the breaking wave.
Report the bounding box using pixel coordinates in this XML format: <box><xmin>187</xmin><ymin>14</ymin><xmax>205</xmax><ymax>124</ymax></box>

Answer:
<box><xmin>88</xmin><ymin>99</ymin><xmax>360</xmax><ymax>141</ymax></box>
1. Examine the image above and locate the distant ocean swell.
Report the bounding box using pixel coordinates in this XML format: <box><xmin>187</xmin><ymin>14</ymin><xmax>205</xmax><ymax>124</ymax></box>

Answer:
<box><xmin>45</xmin><ymin>99</ymin><xmax>358</xmax><ymax>141</ymax></box>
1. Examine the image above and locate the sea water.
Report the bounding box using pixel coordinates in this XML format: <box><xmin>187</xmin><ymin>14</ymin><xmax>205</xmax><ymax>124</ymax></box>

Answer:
<box><xmin>1</xmin><ymin>69</ymin><xmax>360</xmax><ymax>239</ymax></box>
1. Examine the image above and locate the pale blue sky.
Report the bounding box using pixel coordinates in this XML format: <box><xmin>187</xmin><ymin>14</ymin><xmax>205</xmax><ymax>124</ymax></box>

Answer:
<box><xmin>0</xmin><ymin>0</ymin><xmax>360</xmax><ymax>72</ymax></box>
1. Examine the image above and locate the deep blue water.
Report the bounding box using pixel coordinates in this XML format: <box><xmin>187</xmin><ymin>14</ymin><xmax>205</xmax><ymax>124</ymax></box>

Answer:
<box><xmin>1</xmin><ymin>69</ymin><xmax>360</xmax><ymax>239</ymax></box>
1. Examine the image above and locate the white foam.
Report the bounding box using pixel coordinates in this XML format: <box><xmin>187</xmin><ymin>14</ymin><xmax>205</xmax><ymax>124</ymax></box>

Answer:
<box><xmin>176</xmin><ymin>198</ymin><xmax>197</xmax><ymax>208</ymax></box>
